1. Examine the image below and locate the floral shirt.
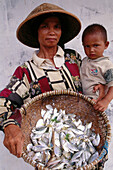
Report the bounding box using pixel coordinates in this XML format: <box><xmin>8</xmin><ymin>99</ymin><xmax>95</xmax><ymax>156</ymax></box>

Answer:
<box><xmin>0</xmin><ymin>47</ymin><xmax>82</xmax><ymax>130</ymax></box>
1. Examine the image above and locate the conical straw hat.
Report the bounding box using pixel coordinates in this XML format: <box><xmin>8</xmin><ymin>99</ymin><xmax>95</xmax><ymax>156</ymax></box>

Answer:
<box><xmin>16</xmin><ymin>3</ymin><xmax>81</xmax><ymax>48</ymax></box>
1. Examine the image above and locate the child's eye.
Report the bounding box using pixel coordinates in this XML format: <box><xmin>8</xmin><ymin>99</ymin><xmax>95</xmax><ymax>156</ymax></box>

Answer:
<box><xmin>94</xmin><ymin>44</ymin><xmax>99</xmax><ymax>47</ymax></box>
<box><xmin>84</xmin><ymin>45</ymin><xmax>90</xmax><ymax>48</ymax></box>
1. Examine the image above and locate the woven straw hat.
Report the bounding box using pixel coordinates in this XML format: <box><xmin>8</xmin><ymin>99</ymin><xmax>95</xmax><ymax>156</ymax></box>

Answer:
<box><xmin>16</xmin><ymin>3</ymin><xmax>81</xmax><ymax>48</ymax></box>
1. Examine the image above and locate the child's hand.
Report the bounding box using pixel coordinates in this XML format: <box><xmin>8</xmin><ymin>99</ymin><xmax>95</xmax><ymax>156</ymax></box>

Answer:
<box><xmin>93</xmin><ymin>84</ymin><xmax>105</xmax><ymax>102</ymax></box>
<box><xmin>93</xmin><ymin>98</ymin><xmax>109</xmax><ymax>112</ymax></box>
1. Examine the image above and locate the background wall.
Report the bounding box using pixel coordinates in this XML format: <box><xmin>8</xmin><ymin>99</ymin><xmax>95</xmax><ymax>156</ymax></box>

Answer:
<box><xmin>0</xmin><ymin>0</ymin><xmax>113</xmax><ymax>169</ymax></box>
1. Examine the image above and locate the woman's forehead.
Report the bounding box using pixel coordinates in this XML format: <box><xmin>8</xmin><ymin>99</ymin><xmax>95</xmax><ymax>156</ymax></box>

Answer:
<box><xmin>41</xmin><ymin>16</ymin><xmax>61</xmax><ymax>24</ymax></box>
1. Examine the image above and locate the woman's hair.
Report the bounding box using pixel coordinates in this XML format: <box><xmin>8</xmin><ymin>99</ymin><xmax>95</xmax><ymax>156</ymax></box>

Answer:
<box><xmin>32</xmin><ymin>13</ymin><xmax>65</xmax><ymax>48</ymax></box>
<box><xmin>82</xmin><ymin>24</ymin><xmax>107</xmax><ymax>43</ymax></box>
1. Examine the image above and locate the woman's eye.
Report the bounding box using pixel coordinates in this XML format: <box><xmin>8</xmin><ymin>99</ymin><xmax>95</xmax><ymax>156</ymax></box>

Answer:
<box><xmin>41</xmin><ymin>25</ymin><xmax>48</xmax><ymax>28</ymax></box>
<box><xmin>55</xmin><ymin>24</ymin><xmax>61</xmax><ymax>29</ymax></box>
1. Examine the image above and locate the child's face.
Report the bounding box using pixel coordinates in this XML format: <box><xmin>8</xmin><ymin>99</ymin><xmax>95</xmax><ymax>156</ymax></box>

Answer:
<box><xmin>82</xmin><ymin>32</ymin><xmax>109</xmax><ymax>60</ymax></box>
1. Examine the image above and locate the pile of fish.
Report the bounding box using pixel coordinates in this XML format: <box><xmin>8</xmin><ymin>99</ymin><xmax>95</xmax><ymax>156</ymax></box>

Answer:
<box><xmin>26</xmin><ymin>104</ymin><xmax>100</xmax><ymax>169</ymax></box>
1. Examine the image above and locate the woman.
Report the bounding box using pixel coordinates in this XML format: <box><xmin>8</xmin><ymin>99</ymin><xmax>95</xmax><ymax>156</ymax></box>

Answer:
<box><xmin>0</xmin><ymin>3</ymin><xmax>104</xmax><ymax>159</ymax></box>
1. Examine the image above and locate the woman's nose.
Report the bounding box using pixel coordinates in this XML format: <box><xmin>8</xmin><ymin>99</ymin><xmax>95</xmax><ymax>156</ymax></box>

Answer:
<box><xmin>49</xmin><ymin>27</ymin><xmax>55</xmax><ymax>34</ymax></box>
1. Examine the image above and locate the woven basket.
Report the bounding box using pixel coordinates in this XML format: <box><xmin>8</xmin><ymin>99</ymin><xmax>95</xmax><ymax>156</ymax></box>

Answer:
<box><xmin>20</xmin><ymin>90</ymin><xmax>111</xmax><ymax>170</ymax></box>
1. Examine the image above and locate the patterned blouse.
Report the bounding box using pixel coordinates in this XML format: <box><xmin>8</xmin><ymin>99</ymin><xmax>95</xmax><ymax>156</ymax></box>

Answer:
<box><xmin>0</xmin><ymin>47</ymin><xmax>82</xmax><ymax>130</ymax></box>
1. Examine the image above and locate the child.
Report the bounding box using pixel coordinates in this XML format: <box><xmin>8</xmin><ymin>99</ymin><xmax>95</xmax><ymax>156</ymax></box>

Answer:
<box><xmin>80</xmin><ymin>23</ymin><xmax>113</xmax><ymax>112</ymax></box>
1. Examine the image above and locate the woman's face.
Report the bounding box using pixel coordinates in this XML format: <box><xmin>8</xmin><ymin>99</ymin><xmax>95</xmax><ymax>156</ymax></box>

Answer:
<box><xmin>38</xmin><ymin>16</ymin><xmax>62</xmax><ymax>48</ymax></box>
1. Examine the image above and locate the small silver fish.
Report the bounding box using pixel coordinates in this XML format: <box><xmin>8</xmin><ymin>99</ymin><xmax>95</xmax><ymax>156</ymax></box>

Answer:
<box><xmin>46</xmin><ymin>104</ymin><xmax>53</xmax><ymax>110</ymax></box>
<box><xmin>92</xmin><ymin>133</ymin><xmax>100</xmax><ymax>146</ymax></box>
<box><xmin>32</xmin><ymin>145</ymin><xmax>50</xmax><ymax>152</ymax></box>
<box><xmin>35</xmin><ymin>119</ymin><xmax>44</xmax><ymax>128</ymax></box>
<box><xmin>27</xmin><ymin>104</ymin><xmax>100</xmax><ymax>169</ymax></box>
<box><xmin>70</xmin><ymin>150</ymin><xmax>83</xmax><ymax>163</ymax></box>
<box><xmin>27</xmin><ymin>143</ymin><xmax>33</xmax><ymax>152</ymax></box>
<box><xmin>88</xmin><ymin>151</ymin><xmax>99</xmax><ymax>164</ymax></box>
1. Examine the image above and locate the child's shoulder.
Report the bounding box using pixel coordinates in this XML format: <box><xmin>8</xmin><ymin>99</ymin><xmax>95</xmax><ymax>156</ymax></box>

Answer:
<box><xmin>81</xmin><ymin>56</ymin><xmax>88</xmax><ymax>63</ymax></box>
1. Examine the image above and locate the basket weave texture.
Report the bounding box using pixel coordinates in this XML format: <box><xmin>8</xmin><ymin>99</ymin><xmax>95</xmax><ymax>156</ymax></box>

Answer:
<box><xmin>20</xmin><ymin>90</ymin><xmax>111</xmax><ymax>170</ymax></box>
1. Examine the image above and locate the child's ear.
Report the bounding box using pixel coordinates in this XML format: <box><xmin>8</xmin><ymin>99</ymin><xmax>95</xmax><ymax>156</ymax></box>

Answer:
<box><xmin>105</xmin><ymin>41</ymin><xmax>109</xmax><ymax>49</ymax></box>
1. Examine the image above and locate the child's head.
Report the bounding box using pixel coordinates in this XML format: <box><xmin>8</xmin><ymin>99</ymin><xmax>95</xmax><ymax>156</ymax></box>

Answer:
<box><xmin>82</xmin><ymin>24</ymin><xmax>109</xmax><ymax>60</ymax></box>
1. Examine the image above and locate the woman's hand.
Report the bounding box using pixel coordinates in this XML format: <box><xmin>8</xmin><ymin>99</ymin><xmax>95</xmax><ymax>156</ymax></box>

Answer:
<box><xmin>3</xmin><ymin>124</ymin><xmax>24</xmax><ymax>158</ymax></box>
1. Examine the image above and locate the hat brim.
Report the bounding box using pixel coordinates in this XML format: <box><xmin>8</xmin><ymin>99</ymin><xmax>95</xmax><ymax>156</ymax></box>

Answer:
<box><xmin>16</xmin><ymin>10</ymin><xmax>81</xmax><ymax>48</ymax></box>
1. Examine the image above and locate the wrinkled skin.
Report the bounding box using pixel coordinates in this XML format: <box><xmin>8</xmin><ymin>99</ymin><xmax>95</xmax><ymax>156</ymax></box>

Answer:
<box><xmin>3</xmin><ymin>125</ymin><xmax>24</xmax><ymax>158</ymax></box>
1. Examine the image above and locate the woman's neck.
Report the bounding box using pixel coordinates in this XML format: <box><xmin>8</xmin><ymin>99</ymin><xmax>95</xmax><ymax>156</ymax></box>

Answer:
<box><xmin>37</xmin><ymin>46</ymin><xmax>58</xmax><ymax>63</ymax></box>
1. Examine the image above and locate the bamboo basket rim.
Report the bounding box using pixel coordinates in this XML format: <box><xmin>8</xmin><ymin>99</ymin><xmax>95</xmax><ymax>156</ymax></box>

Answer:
<box><xmin>20</xmin><ymin>90</ymin><xmax>111</xmax><ymax>170</ymax></box>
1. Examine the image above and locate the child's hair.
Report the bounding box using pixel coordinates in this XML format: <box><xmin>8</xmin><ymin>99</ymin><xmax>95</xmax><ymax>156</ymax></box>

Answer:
<box><xmin>82</xmin><ymin>23</ymin><xmax>107</xmax><ymax>43</ymax></box>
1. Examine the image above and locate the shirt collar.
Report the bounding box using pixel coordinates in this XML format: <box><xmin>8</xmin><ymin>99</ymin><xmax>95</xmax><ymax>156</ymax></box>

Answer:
<box><xmin>87</xmin><ymin>56</ymin><xmax>109</xmax><ymax>62</ymax></box>
<box><xmin>32</xmin><ymin>46</ymin><xmax>64</xmax><ymax>68</ymax></box>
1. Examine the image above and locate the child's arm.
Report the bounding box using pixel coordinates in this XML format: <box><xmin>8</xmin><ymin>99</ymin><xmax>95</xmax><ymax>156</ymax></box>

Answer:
<box><xmin>93</xmin><ymin>84</ymin><xmax>105</xmax><ymax>101</ymax></box>
<box><xmin>93</xmin><ymin>86</ymin><xmax>113</xmax><ymax>112</ymax></box>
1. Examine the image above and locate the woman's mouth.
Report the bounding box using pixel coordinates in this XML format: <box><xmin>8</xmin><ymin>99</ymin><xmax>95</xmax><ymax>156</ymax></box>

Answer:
<box><xmin>46</xmin><ymin>38</ymin><xmax>56</xmax><ymax>41</ymax></box>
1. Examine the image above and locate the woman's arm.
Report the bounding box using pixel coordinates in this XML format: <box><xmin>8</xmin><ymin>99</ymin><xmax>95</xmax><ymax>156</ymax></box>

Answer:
<box><xmin>0</xmin><ymin>64</ymin><xmax>31</xmax><ymax>130</ymax></box>
<box><xmin>0</xmin><ymin>63</ymin><xmax>31</xmax><ymax>157</ymax></box>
